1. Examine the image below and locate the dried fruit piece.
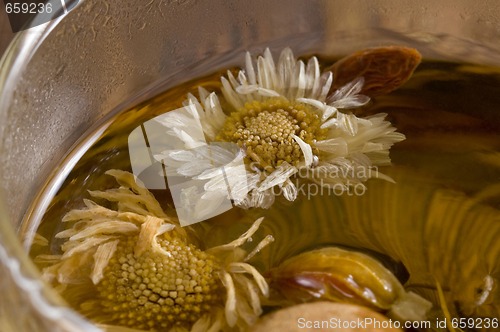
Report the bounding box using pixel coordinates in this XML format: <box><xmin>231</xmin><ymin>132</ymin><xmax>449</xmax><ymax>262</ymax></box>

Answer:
<box><xmin>269</xmin><ymin>247</ymin><xmax>403</xmax><ymax>310</ymax></box>
<box><xmin>268</xmin><ymin>247</ymin><xmax>431</xmax><ymax>321</ymax></box>
<box><xmin>328</xmin><ymin>46</ymin><xmax>422</xmax><ymax>97</ymax></box>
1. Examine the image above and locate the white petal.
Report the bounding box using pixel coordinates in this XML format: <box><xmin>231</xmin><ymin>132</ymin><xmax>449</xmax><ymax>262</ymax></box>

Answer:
<box><xmin>329</xmin><ymin>77</ymin><xmax>365</xmax><ymax>101</ymax></box>
<box><xmin>92</xmin><ymin>240</ymin><xmax>119</xmax><ymax>284</ymax></box>
<box><xmin>229</xmin><ymin>262</ymin><xmax>269</xmax><ymax>296</ymax></box>
<box><xmin>256</xmin><ymin>48</ymin><xmax>277</xmax><ymax>90</ymax></box>
<box><xmin>205</xmin><ymin>144</ymin><xmax>244</xmax><ymax>166</ymax></box>
<box><xmin>257</xmin><ymin>87</ymin><xmax>281</xmax><ymax>97</ymax></box>
<box><xmin>265</xmin><ymin>49</ymin><xmax>280</xmax><ymax>91</ymax></box>
<box><xmin>237</xmin><ymin>189</ymin><xmax>272</xmax><ymax>209</ymax></box>
<box><xmin>305</xmin><ymin>56</ymin><xmax>320</xmax><ymax>98</ymax></box>
<box><xmin>187</xmin><ymin>146</ymin><xmax>243</xmax><ymax>179</ymax></box>
<box><xmin>321</xmin><ymin>105</ymin><xmax>338</xmax><ymax>122</ymax></box>
<box><xmin>169</xmin><ymin>144</ymin><xmax>241</xmax><ymax>178</ymax></box>
<box><xmin>167</xmin><ymin>149</ymin><xmax>197</xmax><ymax>162</ymax></box>
<box><xmin>281</xmin><ymin>179</ymin><xmax>298</xmax><ymax>201</ymax></box>
<box><xmin>227</xmin><ymin>70</ymin><xmax>240</xmax><ymax>89</ymax></box>
<box><xmin>158</xmin><ymin>102</ymin><xmax>208</xmax><ymax>148</ymax></box>
<box><xmin>252</xmin><ymin>189</ymin><xmax>275</xmax><ymax>209</ymax></box>
<box><xmin>181</xmin><ymin>93</ymin><xmax>199</xmax><ymax>110</ymax></box>
<box><xmin>221</xmin><ymin>77</ymin><xmax>244</xmax><ymax>109</ymax></box>
<box><xmin>62</xmin><ymin>236</ymin><xmax>115</xmax><ymax>259</ymax></box>
<box><xmin>390</xmin><ymin>132</ymin><xmax>406</xmax><ymax>143</ymax></box>
<box><xmin>331</xmin><ymin>95</ymin><xmax>370</xmax><ymax>109</ymax></box>
<box><xmin>237</xmin><ymin>70</ymin><xmax>249</xmax><ymax>86</ymax></box>
<box><xmin>157</xmin><ymin>223</ymin><xmax>176</xmax><ymax>236</ymax></box>
<box><xmin>193</xmin><ymin>190</ymin><xmax>229</xmax><ymax>221</ymax></box>
<box><xmin>257</xmin><ymin>56</ymin><xmax>271</xmax><ymax>90</ymax></box>
<box><xmin>69</xmin><ymin>221</ymin><xmax>138</xmax><ymax>241</ymax></box>
<box><xmin>176</xmin><ymin>128</ymin><xmax>205</xmax><ymax>149</ymax></box>
<box><xmin>225</xmin><ymin>173</ymin><xmax>259</xmax><ymax>203</ymax></box>
<box><xmin>277</xmin><ymin>47</ymin><xmax>296</xmax><ymax>97</ymax></box>
<box><xmin>189</xmin><ymin>92</ymin><xmax>226</xmax><ymax>140</ymax></box>
<box><xmin>349</xmin><ymin>152</ymin><xmax>372</xmax><ymax>168</ymax></box>
<box><xmin>295</xmin><ymin>60</ymin><xmax>306</xmax><ymax>99</ymax></box>
<box><xmin>237</xmin><ymin>70</ymin><xmax>254</xmax><ymax>104</ymax></box>
<box><xmin>198</xmin><ymin>86</ymin><xmax>210</xmax><ymax>102</ymax></box>
<box><xmin>236</xmin><ymin>85</ymin><xmax>280</xmax><ymax>97</ymax></box>
<box><xmin>296</xmin><ymin>97</ymin><xmax>337</xmax><ymax>122</ymax></box>
<box><xmin>314</xmin><ymin>138</ymin><xmax>348</xmax><ymax>155</ymax></box>
<box><xmin>200</xmin><ymin>172</ymin><xmax>226</xmax><ymax>193</ymax></box>
<box><xmin>318</xmin><ymin>72</ymin><xmax>333</xmax><ymax>102</ymax></box>
<box><xmin>324</xmin><ymin>157</ymin><xmax>354</xmax><ymax>171</ymax></box>
<box><xmin>155</xmin><ymin>107</ymin><xmax>197</xmax><ymax>137</ymax></box>
<box><xmin>296</xmin><ymin>97</ymin><xmax>324</xmax><ymax>111</ymax></box>
<box><xmin>186</xmin><ymin>95</ymin><xmax>205</xmax><ymax>123</ymax></box>
<box><xmin>245</xmin><ymin>51</ymin><xmax>257</xmax><ymax>85</ymax></box>
<box><xmin>220</xmin><ymin>271</ymin><xmax>238</xmax><ymax>327</ymax></box>
<box><xmin>258</xmin><ymin>162</ymin><xmax>298</xmax><ymax>191</ymax></box>
<box><xmin>177</xmin><ymin>160</ymin><xmax>214</xmax><ymax>177</ymax></box>
<box><xmin>320</xmin><ymin>117</ymin><xmax>338</xmax><ymax>129</ymax></box>
<box><xmin>207</xmin><ymin>92</ymin><xmax>227</xmax><ymax>130</ymax></box>
<box><xmin>337</xmin><ymin>112</ymin><xmax>359</xmax><ymax>136</ymax></box>
<box><xmin>292</xmin><ymin>135</ymin><xmax>314</xmax><ymax>167</ymax></box>
<box><xmin>361</xmin><ymin>142</ymin><xmax>385</xmax><ymax>153</ymax></box>
<box><xmin>202</xmin><ymin>164</ymin><xmax>245</xmax><ymax>194</ymax></box>
<box><xmin>373</xmin><ymin>171</ymin><xmax>396</xmax><ymax>183</ymax></box>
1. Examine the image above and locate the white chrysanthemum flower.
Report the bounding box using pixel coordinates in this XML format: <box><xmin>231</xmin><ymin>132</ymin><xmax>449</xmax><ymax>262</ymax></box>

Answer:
<box><xmin>156</xmin><ymin>48</ymin><xmax>405</xmax><ymax>210</ymax></box>
<box><xmin>35</xmin><ymin>170</ymin><xmax>273</xmax><ymax>332</ymax></box>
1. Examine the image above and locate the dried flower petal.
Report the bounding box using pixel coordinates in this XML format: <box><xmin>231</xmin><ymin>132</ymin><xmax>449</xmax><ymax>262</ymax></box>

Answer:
<box><xmin>37</xmin><ymin>170</ymin><xmax>272</xmax><ymax>332</ymax></box>
<box><xmin>155</xmin><ymin>48</ymin><xmax>406</xmax><ymax>213</ymax></box>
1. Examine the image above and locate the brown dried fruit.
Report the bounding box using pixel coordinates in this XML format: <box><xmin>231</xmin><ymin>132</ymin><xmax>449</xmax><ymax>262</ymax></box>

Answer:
<box><xmin>268</xmin><ymin>247</ymin><xmax>403</xmax><ymax>310</ymax></box>
<box><xmin>328</xmin><ymin>46</ymin><xmax>422</xmax><ymax>97</ymax></box>
<box><xmin>268</xmin><ymin>247</ymin><xmax>432</xmax><ymax>322</ymax></box>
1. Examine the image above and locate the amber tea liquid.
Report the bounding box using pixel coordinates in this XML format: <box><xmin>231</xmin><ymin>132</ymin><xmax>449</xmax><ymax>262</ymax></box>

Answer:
<box><xmin>27</xmin><ymin>59</ymin><xmax>500</xmax><ymax>329</ymax></box>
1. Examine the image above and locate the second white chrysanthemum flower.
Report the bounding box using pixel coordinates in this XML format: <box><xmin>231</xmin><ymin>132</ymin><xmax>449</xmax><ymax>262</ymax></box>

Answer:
<box><xmin>156</xmin><ymin>48</ymin><xmax>405</xmax><ymax>211</ymax></box>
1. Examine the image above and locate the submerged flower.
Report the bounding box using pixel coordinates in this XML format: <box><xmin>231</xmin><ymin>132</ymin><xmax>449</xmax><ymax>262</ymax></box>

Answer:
<box><xmin>156</xmin><ymin>48</ymin><xmax>406</xmax><ymax>210</ymax></box>
<box><xmin>36</xmin><ymin>170</ymin><xmax>273</xmax><ymax>332</ymax></box>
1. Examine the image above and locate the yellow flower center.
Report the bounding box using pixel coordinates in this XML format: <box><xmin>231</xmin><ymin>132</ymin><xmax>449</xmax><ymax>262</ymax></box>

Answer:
<box><xmin>95</xmin><ymin>234</ymin><xmax>221</xmax><ymax>330</ymax></box>
<box><xmin>217</xmin><ymin>98</ymin><xmax>327</xmax><ymax>170</ymax></box>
